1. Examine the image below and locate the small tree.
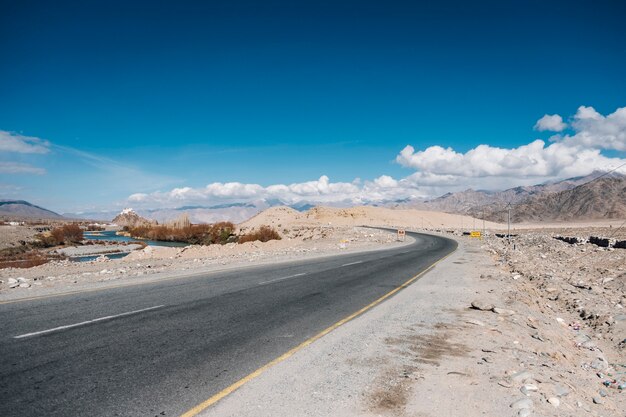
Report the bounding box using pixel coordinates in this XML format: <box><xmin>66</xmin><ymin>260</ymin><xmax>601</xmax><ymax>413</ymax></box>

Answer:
<box><xmin>62</xmin><ymin>224</ymin><xmax>83</xmax><ymax>244</ymax></box>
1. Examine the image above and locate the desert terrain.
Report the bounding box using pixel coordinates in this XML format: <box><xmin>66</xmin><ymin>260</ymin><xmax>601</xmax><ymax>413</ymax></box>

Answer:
<box><xmin>0</xmin><ymin>206</ymin><xmax>624</xmax><ymax>417</ymax></box>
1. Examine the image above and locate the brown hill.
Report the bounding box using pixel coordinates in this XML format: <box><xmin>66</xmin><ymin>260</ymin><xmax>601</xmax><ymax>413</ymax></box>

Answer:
<box><xmin>486</xmin><ymin>177</ymin><xmax>626</xmax><ymax>223</ymax></box>
<box><xmin>238</xmin><ymin>205</ymin><xmax>502</xmax><ymax>230</ymax></box>
<box><xmin>0</xmin><ymin>200</ymin><xmax>64</xmax><ymax>220</ymax></box>
<box><xmin>111</xmin><ymin>208</ymin><xmax>155</xmax><ymax>228</ymax></box>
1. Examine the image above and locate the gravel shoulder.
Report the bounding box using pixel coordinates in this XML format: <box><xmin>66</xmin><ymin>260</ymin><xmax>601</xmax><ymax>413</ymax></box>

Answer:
<box><xmin>199</xmin><ymin>231</ymin><xmax>624</xmax><ymax>417</ymax></box>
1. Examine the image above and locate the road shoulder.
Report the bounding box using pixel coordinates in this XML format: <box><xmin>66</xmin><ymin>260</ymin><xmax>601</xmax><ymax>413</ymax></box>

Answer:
<box><xmin>200</xmin><ymin>235</ymin><xmax>624</xmax><ymax>417</ymax></box>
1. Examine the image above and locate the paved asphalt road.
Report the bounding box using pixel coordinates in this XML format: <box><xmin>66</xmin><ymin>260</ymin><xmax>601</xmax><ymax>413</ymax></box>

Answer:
<box><xmin>0</xmin><ymin>231</ymin><xmax>456</xmax><ymax>417</ymax></box>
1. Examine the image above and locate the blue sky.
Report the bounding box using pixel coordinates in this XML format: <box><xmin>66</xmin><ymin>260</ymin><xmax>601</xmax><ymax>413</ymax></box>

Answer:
<box><xmin>1</xmin><ymin>0</ymin><xmax>626</xmax><ymax>213</ymax></box>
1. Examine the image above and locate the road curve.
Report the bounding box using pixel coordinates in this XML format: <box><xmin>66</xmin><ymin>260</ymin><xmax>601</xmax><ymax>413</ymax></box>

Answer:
<box><xmin>0</xmin><ymin>231</ymin><xmax>456</xmax><ymax>417</ymax></box>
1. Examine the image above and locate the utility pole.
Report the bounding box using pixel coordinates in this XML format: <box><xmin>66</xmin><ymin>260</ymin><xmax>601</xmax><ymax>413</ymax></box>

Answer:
<box><xmin>482</xmin><ymin>209</ymin><xmax>485</xmax><ymax>236</ymax></box>
<box><xmin>507</xmin><ymin>203</ymin><xmax>512</xmax><ymax>245</ymax></box>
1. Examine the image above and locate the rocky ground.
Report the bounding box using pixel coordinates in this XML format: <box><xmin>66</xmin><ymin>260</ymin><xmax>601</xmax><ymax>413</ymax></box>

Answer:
<box><xmin>0</xmin><ymin>226</ymin><xmax>404</xmax><ymax>298</ymax></box>
<box><xmin>475</xmin><ymin>226</ymin><xmax>625</xmax><ymax>416</ymax></box>
<box><xmin>203</xmin><ymin>227</ymin><xmax>624</xmax><ymax>417</ymax></box>
<box><xmin>1</xmin><ymin>221</ymin><xmax>624</xmax><ymax>416</ymax></box>
<box><xmin>0</xmin><ymin>225</ymin><xmax>38</xmax><ymax>250</ymax></box>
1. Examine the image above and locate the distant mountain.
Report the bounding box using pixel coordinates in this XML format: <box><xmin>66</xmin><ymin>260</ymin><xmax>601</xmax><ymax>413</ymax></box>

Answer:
<box><xmin>67</xmin><ymin>201</ymin><xmax>271</xmax><ymax>224</ymax></box>
<box><xmin>396</xmin><ymin>171</ymin><xmax>625</xmax><ymax>223</ymax></box>
<box><xmin>488</xmin><ymin>176</ymin><xmax>626</xmax><ymax>223</ymax></box>
<box><xmin>111</xmin><ymin>208</ymin><xmax>155</xmax><ymax>228</ymax></box>
<box><xmin>65</xmin><ymin>200</ymin><xmax>315</xmax><ymax>224</ymax></box>
<box><xmin>0</xmin><ymin>200</ymin><xmax>64</xmax><ymax>219</ymax></box>
<box><xmin>65</xmin><ymin>171</ymin><xmax>626</xmax><ymax>225</ymax></box>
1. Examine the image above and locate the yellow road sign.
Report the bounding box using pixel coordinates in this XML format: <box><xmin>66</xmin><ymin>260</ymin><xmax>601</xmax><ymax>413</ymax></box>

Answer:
<box><xmin>470</xmin><ymin>231</ymin><xmax>481</xmax><ymax>238</ymax></box>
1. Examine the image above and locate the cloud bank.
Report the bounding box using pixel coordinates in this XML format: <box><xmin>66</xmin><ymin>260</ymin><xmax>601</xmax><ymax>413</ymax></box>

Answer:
<box><xmin>396</xmin><ymin>106</ymin><xmax>626</xmax><ymax>181</ymax></box>
<box><xmin>0</xmin><ymin>131</ymin><xmax>50</xmax><ymax>154</ymax></box>
<box><xmin>128</xmin><ymin>175</ymin><xmax>428</xmax><ymax>207</ymax></box>
<box><xmin>126</xmin><ymin>105</ymin><xmax>626</xmax><ymax>208</ymax></box>
<box><xmin>0</xmin><ymin>162</ymin><xmax>46</xmax><ymax>175</ymax></box>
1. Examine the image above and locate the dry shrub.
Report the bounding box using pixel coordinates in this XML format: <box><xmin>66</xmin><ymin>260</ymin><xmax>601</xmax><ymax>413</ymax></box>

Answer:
<box><xmin>127</xmin><ymin>222</ymin><xmax>234</xmax><ymax>245</ymax></box>
<box><xmin>239</xmin><ymin>225</ymin><xmax>281</xmax><ymax>244</ymax></box>
<box><xmin>61</xmin><ymin>224</ymin><xmax>83</xmax><ymax>243</ymax></box>
<box><xmin>0</xmin><ymin>246</ymin><xmax>65</xmax><ymax>269</ymax></box>
<box><xmin>34</xmin><ymin>223</ymin><xmax>84</xmax><ymax>247</ymax></box>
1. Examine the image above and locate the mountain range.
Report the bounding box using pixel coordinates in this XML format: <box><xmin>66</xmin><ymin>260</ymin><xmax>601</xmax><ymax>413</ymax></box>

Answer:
<box><xmin>3</xmin><ymin>171</ymin><xmax>624</xmax><ymax>224</ymax></box>
<box><xmin>0</xmin><ymin>200</ymin><xmax>64</xmax><ymax>219</ymax></box>
<box><xmin>396</xmin><ymin>171</ymin><xmax>625</xmax><ymax>222</ymax></box>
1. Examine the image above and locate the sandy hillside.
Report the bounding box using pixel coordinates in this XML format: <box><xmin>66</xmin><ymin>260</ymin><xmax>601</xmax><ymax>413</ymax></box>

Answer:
<box><xmin>239</xmin><ymin>205</ymin><xmax>503</xmax><ymax>230</ymax></box>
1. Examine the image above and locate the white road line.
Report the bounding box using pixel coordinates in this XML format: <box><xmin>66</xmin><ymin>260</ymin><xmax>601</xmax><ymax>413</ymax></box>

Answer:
<box><xmin>259</xmin><ymin>273</ymin><xmax>306</xmax><ymax>285</ymax></box>
<box><xmin>13</xmin><ymin>305</ymin><xmax>165</xmax><ymax>339</ymax></box>
<box><xmin>342</xmin><ymin>261</ymin><xmax>363</xmax><ymax>267</ymax></box>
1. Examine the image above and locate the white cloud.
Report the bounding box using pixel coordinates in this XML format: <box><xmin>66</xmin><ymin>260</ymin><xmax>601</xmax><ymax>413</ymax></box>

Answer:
<box><xmin>0</xmin><ymin>162</ymin><xmax>46</xmax><ymax>175</ymax></box>
<box><xmin>0</xmin><ymin>131</ymin><xmax>50</xmax><ymax>154</ymax></box>
<box><xmin>123</xmin><ymin>105</ymin><xmax>626</xmax><ymax>209</ymax></box>
<box><xmin>560</xmin><ymin>105</ymin><xmax>626</xmax><ymax>151</ymax></box>
<box><xmin>397</xmin><ymin>105</ymin><xmax>626</xmax><ymax>182</ymax></box>
<box><xmin>534</xmin><ymin>114</ymin><xmax>567</xmax><ymax>132</ymax></box>
<box><xmin>126</xmin><ymin>174</ymin><xmax>437</xmax><ymax>208</ymax></box>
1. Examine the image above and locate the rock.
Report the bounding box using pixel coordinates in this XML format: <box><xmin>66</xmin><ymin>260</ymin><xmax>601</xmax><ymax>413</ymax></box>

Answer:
<box><xmin>17</xmin><ymin>277</ymin><xmax>28</xmax><ymax>282</ymax></box>
<box><xmin>547</xmin><ymin>397</ymin><xmax>560</xmax><ymax>407</ymax></box>
<box><xmin>511</xmin><ymin>370</ymin><xmax>533</xmax><ymax>383</ymax></box>
<box><xmin>471</xmin><ymin>300</ymin><xmax>494</xmax><ymax>311</ymax></box>
<box><xmin>498</xmin><ymin>380</ymin><xmax>513</xmax><ymax>388</ymax></box>
<box><xmin>531</xmin><ymin>332</ymin><xmax>545</xmax><ymax>342</ymax></box>
<box><xmin>554</xmin><ymin>384</ymin><xmax>570</xmax><ymax>397</ymax></box>
<box><xmin>590</xmin><ymin>357</ymin><xmax>609</xmax><ymax>371</ymax></box>
<box><xmin>493</xmin><ymin>307</ymin><xmax>516</xmax><ymax>316</ymax></box>
<box><xmin>510</xmin><ymin>398</ymin><xmax>533</xmax><ymax>410</ymax></box>
<box><xmin>592</xmin><ymin>396</ymin><xmax>603</xmax><ymax>405</ymax></box>
<box><xmin>9</xmin><ymin>282</ymin><xmax>19</xmax><ymax>289</ymax></box>
<box><xmin>520</xmin><ymin>384</ymin><xmax>538</xmax><ymax>395</ymax></box>
<box><xmin>19</xmin><ymin>283</ymin><xmax>30</xmax><ymax>288</ymax></box>
<box><xmin>8</xmin><ymin>277</ymin><xmax>18</xmax><ymax>284</ymax></box>
<box><xmin>518</xmin><ymin>409</ymin><xmax>532</xmax><ymax>417</ymax></box>
<box><xmin>581</xmin><ymin>340</ymin><xmax>596</xmax><ymax>350</ymax></box>
<box><xmin>598</xmin><ymin>389</ymin><xmax>608</xmax><ymax>397</ymax></box>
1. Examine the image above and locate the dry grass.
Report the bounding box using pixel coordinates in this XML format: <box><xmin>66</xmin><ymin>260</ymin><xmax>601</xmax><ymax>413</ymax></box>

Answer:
<box><xmin>35</xmin><ymin>224</ymin><xmax>84</xmax><ymax>247</ymax></box>
<box><xmin>0</xmin><ymin>246</ymin><xmax>65</xmax><ymax>269</ymax></box>
<box><xmin>239</xmin><ymin>225</ymin><xmax>281</xmax><ymax>244</ymax></box>
<box><xmin>127</xmin><ymin>222</ymin><xmax>235</xmax><ymax>245</ymax></box>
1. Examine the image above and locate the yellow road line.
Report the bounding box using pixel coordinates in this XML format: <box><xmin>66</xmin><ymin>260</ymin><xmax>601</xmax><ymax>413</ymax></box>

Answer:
<box><xmin>179</xmin><ymin>247</ymin><xmax>457</xmax><ymax>417</ymax></box>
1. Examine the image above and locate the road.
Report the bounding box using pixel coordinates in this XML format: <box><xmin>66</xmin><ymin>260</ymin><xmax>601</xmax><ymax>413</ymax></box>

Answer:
<box><xmin>0</xmin><ymin>231</ymin><xmax>456</xmax><ymax>417</ymax></box>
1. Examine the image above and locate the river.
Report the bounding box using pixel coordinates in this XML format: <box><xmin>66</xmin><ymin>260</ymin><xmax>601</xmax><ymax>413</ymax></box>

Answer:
<box><xmin>83</xmin><ymin>231</ymin><xmax>189</xmax><ymax>248</ymax></box>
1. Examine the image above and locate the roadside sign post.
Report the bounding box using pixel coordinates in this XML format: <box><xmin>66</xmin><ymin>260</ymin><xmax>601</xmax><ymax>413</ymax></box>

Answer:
<box><xmin>397</xmin><ymin>229</ymin><xmax>406</xmax><ymax>242</ymax></box>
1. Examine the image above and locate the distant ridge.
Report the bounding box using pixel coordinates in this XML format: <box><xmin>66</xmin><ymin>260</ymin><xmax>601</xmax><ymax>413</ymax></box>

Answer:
<box><xmin>490</xmin><ymin>176</ymin><xmax>626</xmax><ymax>223</ymax></box>
<box><xmin>0</xmin><ymin>200</ymin><xmax>64</xmax><ymax>219</ymax></box>
<box><xmin>395</xmin><ymin>171</ymin><xmax>626</xmax><ymax>223</ymax></box>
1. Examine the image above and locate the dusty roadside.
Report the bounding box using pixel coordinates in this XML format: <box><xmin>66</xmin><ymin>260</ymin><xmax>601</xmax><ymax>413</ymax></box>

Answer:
<box><xmin>0</xmin><ymin>227</ymin><xmax>409</xmax><ymax>302</ymax></box>
<box><xmin>198</xmin><ymin>232</ymin><xmax>624</xmax><ymax>417</ymax></box>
